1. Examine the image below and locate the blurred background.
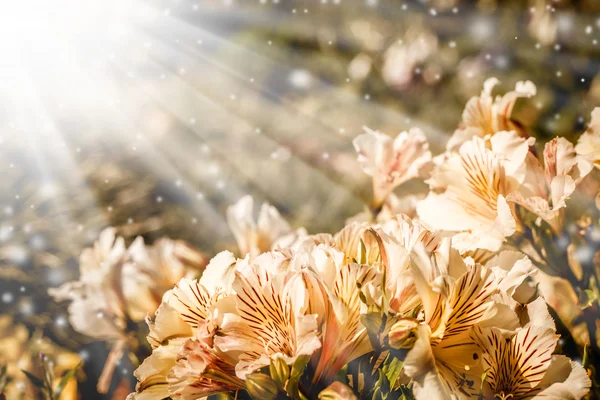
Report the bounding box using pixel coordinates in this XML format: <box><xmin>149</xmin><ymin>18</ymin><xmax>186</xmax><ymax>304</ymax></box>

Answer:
<box><xmin>0</xmin><ymin>0</ymin><xmax>599</xmax><ymax>398</ymax></box>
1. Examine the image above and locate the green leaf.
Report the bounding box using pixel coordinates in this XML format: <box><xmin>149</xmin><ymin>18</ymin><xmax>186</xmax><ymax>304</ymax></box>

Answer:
<box><xmin>285</xmin><ymin>355</ymin><xmax>310</xmax><ymax>400</ymax></box>
<box><xmin>21</xmin><ymin>369</ymin><xmax>46</xmax><ymax>391</ymax></box>
<box><xmin>54</xmin><ymin>363</ymin><xmax>80</xmax><ymax>398</ymax></box>
<box><xmin>478</xmin><ymin>371</ymin><xmax>488</xmax><ymax>400</ymax></box>
<box><xmin>0</xmin><ymin>365</ymin><xmax>8</xmax><ymax>393</ymax></box>
<box><xmin>580</xmin><ymin>290</ymin><xmax>597</xmax><ymax>310</ymax></box>
<box><xmin>40</xmin><ymin>354</ymin><xmax>55</xmax><ymax>398</ymax></box>
<box><xmin>382</xmin><ymin>356</ymin><xmax>403</xmax><ymax>390</ymax></box>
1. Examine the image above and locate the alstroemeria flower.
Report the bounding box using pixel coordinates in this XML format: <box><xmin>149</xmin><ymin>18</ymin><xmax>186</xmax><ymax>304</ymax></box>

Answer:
<box><xmin>353</xmin><ymin>127</ymin><xmax>432</xmax><ymax>208</ymax></box>
<box><xmin>128</xmin><ymin>303</ymin><xmax>194</xmax><ymax>400</ymax></box>
<box><xmin>49</xmin><ymin>228</ymin><xmax>208</xmax><ymax>394</ymax></box>
<box><xmin>227</xmin><ymin>195</ymin><xmax>300</xmax><ymax>257</ymax></box>
<box><xmin>510</xmin><ymin>136</ymin><xmax>592</xmax><ymax>231</ymax></box>
<box><xmin>49</xmin><ymin>228</ymin><xmax>129</xmax><ymax>342</ymax></box>
<box><xmin>404</xmin><ymin>246</ymin><xmax>519</xmax><ymax>399</ymax></box>
<box><xmin>575</xmin><ymin>107</ymin><xmax>600</xmax><ymax>169</ymax></box>
<box><xmin>166</xmin><ymin>338</ymin><xmax>244</xmax><ymax>400</ymax></box>
<box><xmin>471</xmin><ymin>300</ymin><xmax>590</xmax><ymax>400</ymax></box>
<box><xmin>418</xmin><ymin>132</ymin><xmax>529</xmax><ymax>253</ymax></box>
<box><xmin>129</xmin><ymin>253</ymin><xmax>238</xmax><ymax>400</ymax></box>
<box><xmin>215</xmin><ymin>251</ymin><xmax>321</xmax><ymax>379</ymax></box>
<box><xmin>447</xmin><ymin>77</ymin><xmax>537</xmax><ymax>150</ymax></box>
<box><xmin>308</xmin><ymin>251</ymin><xmax>379</xmax><ymax>384</ymax></box>
<box><xmin>125</xmin><ymin>237</ymin><xmax>207</xmax><ymax>321</ymax></box>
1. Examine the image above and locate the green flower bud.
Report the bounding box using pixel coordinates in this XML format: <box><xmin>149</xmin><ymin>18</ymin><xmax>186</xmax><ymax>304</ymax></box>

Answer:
<box><xmin>245</xmin><ymin>373</ymin><xmax>279</xmax><ymax>400</ymax></box>
<box><xmin>388</xmin><ymin>318</ymin><xmax>419</xmax><ymax>349</ymax></box>
<box><xmin>269</xmin><ymin>354</ymin><xmax>290</xmax><ymax>390</ymax></box>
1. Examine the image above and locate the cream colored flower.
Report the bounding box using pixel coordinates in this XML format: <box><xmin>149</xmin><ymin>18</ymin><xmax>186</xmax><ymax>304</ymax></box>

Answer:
<box><xmin>353</xmin><ymin>127</ymin><xmax>432</xmax><ymax>208</ymax></box>
<box><xmin>575</xmin><ymin>107</ymin><xmax>600</xmax><ymax>169</ymax></box>
<box><xmin>49</xmin><ymin>228</ymin><xmax>129</xmax><ymax>342</ymax></box>
<box><xmin>227</xmin><ymin>195</ymin><xmax>299</xmax><ymax>257</ymax></box>
<box><xmin>511</xmin><ymin>136</ymin><xmax>592</xmax><ymax>231</ymax></box>
<box><xmin>125</xmin><ymin>237</ymin><xmax>207</xmax><ymax>320</ymax></box>
<box><xmin>418</xmin><ymin>133</ymin><xmax>528</xmax><ymax>253</ymax></box>
<box><xmin>448</xmin><ymin>78</ymin><xmax>536</xmax><ymax>150</ymax></box>
<box><xmin>471</xmin><ymin>314</ymin><xmax>590</xmax><ymax>400</ymax></box>
<box><xmin>130</xmin><ymin>253</ymin><xmax>238</xmax><ymax>400</ymax></box>
<box><xmin>50</xmin><ymin>228</ymin><xmax>208</xmax><ymax>339</ymax></box>
<box><xmin>166</xmin><ymin>338</ymin><xmax>244</xmax><ymax>400</ymax></box>
<box><xmin>214</xmin><ymin>251</ymin><xmax>321</xmax><ymax>379</ymax></box>
<box><xmin>404</xmin><ymin>253</ymin><xmax>518</xmax><ymax>399</ymax></box>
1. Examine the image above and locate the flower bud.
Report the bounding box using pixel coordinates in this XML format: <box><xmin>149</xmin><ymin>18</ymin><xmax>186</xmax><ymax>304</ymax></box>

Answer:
<box><xmin>318</xmin><ymin>381</ymin><xmax>358</xmax><ymax>400</ymax></box>
<box><xmin>387</xmin><ymin>318</ymin><xmax>419</xmax><ymax>349</ymax></box>
<box><xmin>269</xmin><ymin>354</ymin><xmax>290</xmax><ymax>390</ymax></box>
<box><xmin>245</xmin><ymin>373</ymin><xmax>279</xmax><ymax>400</ymax></box>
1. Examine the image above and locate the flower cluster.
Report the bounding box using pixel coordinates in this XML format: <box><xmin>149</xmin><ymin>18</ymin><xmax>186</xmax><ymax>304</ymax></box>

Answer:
<box><xmin>48</xmin><ymin>228</ymin><xmax>207</xmax><ymax>393</ymax></box>
<box><xmin>49</xmin><ymin>78</ymin><xmax>599</xmax><ymax>399</ymax></box>
<box><xmin>121</xmin><ymin>80</ymin><xmax>599</xmax><ymax>399</ymax></box>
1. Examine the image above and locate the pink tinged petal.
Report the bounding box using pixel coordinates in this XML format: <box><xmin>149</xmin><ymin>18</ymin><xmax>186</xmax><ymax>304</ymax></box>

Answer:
<box><xmin>354</xmin><ymin>127</ymin><xmax>431</xmax><ymax>206</ymax></box>
<box><xmin>166</xmin><ymin>338</ymin><xmax>244</xmax><ymax>399</ymax></box>
<box><xmin>314</xmin><ymin>263</ymin><xmax>377</xmax><ymax>383</ymax></box>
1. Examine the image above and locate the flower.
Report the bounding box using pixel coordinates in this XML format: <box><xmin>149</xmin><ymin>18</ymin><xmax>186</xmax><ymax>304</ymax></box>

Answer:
<box><xmin>214</xmin><ymin>251</ymin><xmax>322</xmax><ymax>379</ymax></box>
<box><xmin>471</xmin><ymin>299</ymin><xmax>590</xmax><ymax>399</ymax></box>
<box><xmin>418</xmin><ymin>132</ymin><xmax>529</xmax><ymax>253</ymax></box>
<box><xmin>49</xmin><ymin>228</ymin><xmax>207</xmax><ymax>341</ymax></box>
<box><xmin>48</xmin><ymin>228</ymin><xmax>129</xmax><ymax>342</ymax></box>
<box><xmin>510</xmin><ymin>136</ymin><xmax>593</xmax><ymax>231</ymax></box>
<box><xmin>353</xmin><ymin>127</ymin><xmax>432</xmax><ymax>208</ymax></box>
<box><xmin>447</xmin><ymin>78</ymin><xmax>536</xmax><ymax>150</ymax></box>
<box><xmin>227</xmin><ymin>195</ymin><xmax>300</xmax><ymax>257</ymax></box>
<box><xmin>167</xmin><ymin>338</ymin><xmax>245</xmax><ymax>399</ymax></box>
<box><xmin>310</xmin><ymin>254</ymin><xmax>379</xmax><ymax>384</ymax></box>
<box><xmin>129</xmin><ymin>253</ymin><xmax>239</xmax><ymax>399</ymax></box>
<box><xmin>575</xmin><ymin>107</ymin><xmax>600</xmax><ymax>169</ymax></box>
<box><xmin>404</xmin><ymin>246</ymin><xmax>519</xmax><ymax>399</ymax></box>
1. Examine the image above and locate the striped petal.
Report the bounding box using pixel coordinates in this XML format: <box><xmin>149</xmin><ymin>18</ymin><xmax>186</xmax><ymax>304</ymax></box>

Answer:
<box><xmin>471</xmin><ymin>325</ymin><xmax>559</xmax><ymax>398</ymax></box>
<box><xmin>216</xmin><ymin>259</ymin><xmax>321</xmax><ymax>379</ymax></box>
